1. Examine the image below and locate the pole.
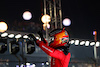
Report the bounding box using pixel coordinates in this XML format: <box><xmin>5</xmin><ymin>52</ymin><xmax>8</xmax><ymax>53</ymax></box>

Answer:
<box><xmin>93</xmin><ymin>31</ymin><xmax>97</xmax><ymax>67</ymax></box>
<box><xmin>94</xmin><ymin>32</ymin><xmax>97</xmax><ymax>59</ymax></box>
<box><xmin>49</xmin><ymin>1</ymin><xmax>53</xmax><ymax>30</ymax></box>
<box><xmin>44</xmin><ymin>0</ymin><xmax>46</xmax><ymax>15</ymax></box>
<box><xmin>44</xmin><ymin>0</ymin><xmax>50</xmax><ymax>66</ymax></box>
<box><xmin>59</xmin><ymin>0</ymin><xmax>62</xmax><ymax>28</ymax></box>
<box><xmin>45</xmin><ymin>23</ymin><xmax>48</xmax><ymax>42</ymax></box>
<box><xmin>54</xmin><ymin>0</ymin><xmax>57</xmax><ymax>29</ymax></box>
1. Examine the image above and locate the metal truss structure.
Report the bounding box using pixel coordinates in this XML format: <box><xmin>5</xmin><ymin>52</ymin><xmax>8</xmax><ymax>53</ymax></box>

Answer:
<box><xmin>43</xmin><ymin>0</ymin><xmax>63</xmax><ymax>30</ymax></box>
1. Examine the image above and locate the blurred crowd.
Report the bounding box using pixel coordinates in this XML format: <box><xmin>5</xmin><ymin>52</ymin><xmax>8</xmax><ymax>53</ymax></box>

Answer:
<box><xmin>9</xmin><ymin>21</ymin><xmax>42</xmax><ymax>33</ymax></box>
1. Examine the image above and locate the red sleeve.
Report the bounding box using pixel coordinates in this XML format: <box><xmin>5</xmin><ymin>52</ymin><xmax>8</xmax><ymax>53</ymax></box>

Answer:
<box><xmin>36</xmin><ymin>40</ymin><xmax>66</xmax><ymax>60</ymax></box>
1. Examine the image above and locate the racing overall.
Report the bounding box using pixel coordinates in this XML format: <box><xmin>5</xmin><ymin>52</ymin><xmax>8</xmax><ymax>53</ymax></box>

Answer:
<box><xmin>36</xmin><ymin>40</ymin><xmax>71</xmax><ymax>67</ymax></box>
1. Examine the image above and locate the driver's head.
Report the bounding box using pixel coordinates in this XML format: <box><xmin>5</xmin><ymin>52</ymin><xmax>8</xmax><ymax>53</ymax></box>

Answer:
<box><xmin>49</xmin><ymin>28</ymin><xmax>69</xmax><ymax>48</ymax></box>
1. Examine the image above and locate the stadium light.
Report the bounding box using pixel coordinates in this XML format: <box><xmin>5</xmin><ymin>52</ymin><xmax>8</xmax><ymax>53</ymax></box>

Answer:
<box><xmin>80</xmin><ymin>41</ymin><xmax>85</xmax><ymax>45</ymax></box>
<box><xmin>41</xmin><ymin>14</ymin><xmax>51</xmax><ymax>30</ymax></box>
<box><xmin>90</xmin><ymin>42</ymin><xmax>95</xmax><ymax>46</ymax></box>
<box><xmin>67</xmin><ymin>39</ymin><xmax>100</xmax><ymax>47</ymax></box>
<box><xmin>63</xmin><ymin>18</ymin><xmax>71</xmax><ymax>26</ymax></box>
<box><xmin>75</xmin><ymin>40</ymin><xmax>79</xmax><ymax>45</ymax></box>
<box><xmin>36</xmin><ymin>37</ymin><xmax>39</xmax><ymax>39</ymax></box>
<box><xmin>85</xmin><ymin>41</ymin><xmax>90</xmax><ymax>46</ymax></box>
<box><xmin>31</xmin><ymin>64</ymin><xmax>36</xmax><ymax>67</ymax></box>
<box><xmin>41</xmin><ymin>14</ymin><xmax>51</xmax><ymax>24</ymax></box>
<box><xmin>46</xmin><ymin>62</ymin><xmax>49</xmax><ymax>65</ymax></box>
<box><xmin>43</xmin><ymin>23</ymin><xmax>50</xmax><ymax>30</ymax></box>
<box><xmin>15</xmin><ymin>34</ymin><xmax>22</xmax><ymax>39</ymax></box>
<box><xmin>69</xmin><ymin>40</ymin><xmax>74</xmax><ymax>44</ymax></box>
<box><xmin>93</xmin><ymin>31</ymin><xmax>97</xmax><ymax>36</ymax></box>
<box><xmin>95</xmin><ymin>42</ymin><xmax>100</xmax><ymax>47</ymax></box>
<box><xmin>23</xmin><ymin>11</ymin><xmax>32</xmax><ymax>20</ymax></box>
<box><xmin>8</xmin><ymin>34</ymin><xmax>14</xmax><ymax>38</ymax></box>
<box><xmin>0</xmin><ymin>22</ymin><xmax>8</xmax><ymax>32</ymax></box>
<box><xmin>23</xmin><ymin>35</ymin><xmax>28</xmax><ymax>39</ymax></box>
<box><xmin>26</xmin><ymin>63</ymin><xmax>30</xmax><ymax>65</ymax></box>
<box><xmin>1</xmin><ymin>32</ymin><xmax>8</xmax><ymax>37</ymax></box>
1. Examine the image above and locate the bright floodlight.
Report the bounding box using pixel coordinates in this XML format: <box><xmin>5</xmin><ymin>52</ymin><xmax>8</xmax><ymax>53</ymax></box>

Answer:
<box><xmin>36</xmin><ymin>37</ymin><xmax>39</xmax><ymax>39</ymax></box>
<box><xmin>15</xmin><ymin>34</ymin><xmax>22</xmax><ymax>38</ymax></box>
<box><xmin>26</xmin><ymin>63</ymin><xmax>30</xmax><ymax>65</ymax></box>
<box><xmin>80</xmin><ymin>41</ymin><xmax>85</xmax><ymax>45</ymax></box>
<box><xmin>36</xmin><ymin>37</ymin><xmax>41</xmax><ymax>41</ymax></box>
<box><xmin>41</xmin><ymin>14</ymin><xmax>51</xmax><ymax>23</ymax></box>
<box><xmin>46</xmin><ymin>62</ymin><xmax>49</xmax><ymax>65</ymax></box>
<box><xmin>23</xmin><ymin>11</ymin><xmax>32</xmax><ymax>20</ymax></box>
<box><xmin>43</xmin><ymin>23</ymin><xmax>50</xmax><ymax>30</ymax></box>
<box><xmin>90</xmin><ymin>42</ymin><xmax>95</xmax><ymax>46</ymax></box>
<box><xmin>23</xmin><ymin>35</ymin><xmax>28</xmax><ymax>39</ymax></box>
<box><xmin>42</xmin><ymin>63</ymin><xmax>44</xmax><ymax>65</ymax></box>
<box><xmin>8</xmin><ymin>34</ymin><xmax>14</xmax><ymax>38</ymax></box>
<box><xmin>85</xmin><ymin>41</ymin><xmax>90</xmax><ymax>46</ymax></box>
<box><xmin>69</xmin><ymin>40</ymin><xmax>74</xmax><ymax>44</ymax></box>
<box><xmin>31</xmin><ymin>64</ymin><xmax>36</xmax><ymax>67</ymax></box>
<box><xmin>95</xmin><ymin>42</ymin><xmax>100</xmax><ymax>47</ymax></box>
<box><xmin>93</xmin><ymin>31</ymin><xmax>97</xmax><ymax>35</ymax></box>
<box><xmin>1</xmin><ymin>32</ymin><xmax>8</xmax><ymax>37</ymax></box>
<box><xmin>0</xmin><ymin>22</ymin><xmax>8</xmax><ymax>32</ymax></box>
<box><xmin>20</xmin><ymin>64</ymin><xmax>24</xmax><ymax>67</ymax></box>
<box><xmin>63</xmin><ymin>18</ymin><xmax>71</xmax><ymax>26</ymax></box>
<box><xmin>75</xmin><ymin>40</ymin><xmax>79</xmax><ymax>45</ymax></box>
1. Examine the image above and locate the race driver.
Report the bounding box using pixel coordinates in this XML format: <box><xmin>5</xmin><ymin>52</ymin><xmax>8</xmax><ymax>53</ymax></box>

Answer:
<box><xmin>29</xmin><ymin>28</ymin><xmax>71</xmax><ymax>67</ymax></box>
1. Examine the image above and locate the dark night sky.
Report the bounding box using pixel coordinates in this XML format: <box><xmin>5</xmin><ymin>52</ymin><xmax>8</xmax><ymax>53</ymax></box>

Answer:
<box><xmin>0</xmin><ymin>0</ymin><xmax>42</xmax><ymax>22</ymax></box>
<box><xmin>62</xmin><ymin>0</ymin><xmax>100</xmax><ymax>40</ymax></box>
<box><xmin>0</xmin><ymin>0</ymin><xmax>100</xmax><ymax>40</ymax></box>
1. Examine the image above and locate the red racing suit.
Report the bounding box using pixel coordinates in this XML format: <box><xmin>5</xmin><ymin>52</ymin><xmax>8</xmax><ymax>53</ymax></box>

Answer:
<box><xmin>36</xmin><ymin>40</ymin><xmax>71</xmax><ymax>67</ymax></box>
